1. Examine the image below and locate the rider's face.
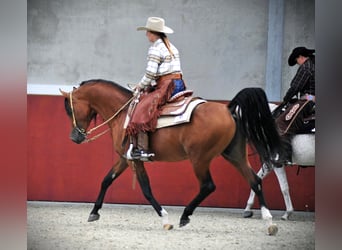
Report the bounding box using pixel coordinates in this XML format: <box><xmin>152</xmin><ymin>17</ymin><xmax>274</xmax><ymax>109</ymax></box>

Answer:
<box><xmin>296</xmin><ymin>55</ymin><xmax>307</xmax><ymax>65</ymax></box>
<box><xmin>146</xmin><ymin>31</ymin><xmax>158</xmax><ymax>43</ymax></box>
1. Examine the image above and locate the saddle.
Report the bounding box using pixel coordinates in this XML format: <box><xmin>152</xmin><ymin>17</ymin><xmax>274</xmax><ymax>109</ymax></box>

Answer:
<box><xmin>275</xmin><ymin>99</ymin><xmax>315</xmax><ymax>135</ymax></box>
<box><xmin>160</xmin><ymin>90</ymin><xmax>194</xmax><ymax>116</ymax></box>
<box><xmin>300</xmin><ymin>114</ymin><xmax>315</xmax><ymax>134</ymax></box>
<box><xmin>156</xmin><ymin>91</ymin><xmax>206</xmax><ymax>129</ymax></box>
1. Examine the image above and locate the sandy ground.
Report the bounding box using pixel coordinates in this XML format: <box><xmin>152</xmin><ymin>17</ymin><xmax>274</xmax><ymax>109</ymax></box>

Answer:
<box><xmin>27</xmin><ymin>201</ymin><xmax>314</xmax><ymax>250</ymax></box>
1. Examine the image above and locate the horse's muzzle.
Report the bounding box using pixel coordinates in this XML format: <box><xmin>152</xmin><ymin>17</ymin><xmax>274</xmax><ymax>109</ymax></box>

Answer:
<box><xmin>70</xmin><ymin>127</ymin><xmax>86</xmax><ymax>144</ymax></box>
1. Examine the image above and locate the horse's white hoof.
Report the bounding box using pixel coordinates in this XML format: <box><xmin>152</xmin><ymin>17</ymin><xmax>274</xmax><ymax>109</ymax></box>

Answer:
<box><xmin>267</xmin><ymin>224</ymin><xmax>278</xmax><ymax>235</ymax></box>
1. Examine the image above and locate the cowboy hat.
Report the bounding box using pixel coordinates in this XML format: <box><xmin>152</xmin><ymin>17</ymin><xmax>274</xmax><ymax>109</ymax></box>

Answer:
<box><xmin>137</xmin><ymin>17</ymin><xmax>174</xmax><ymax>34</ymax></box>
<box><xmin>288</xmin><ymin>46</ymin><xmax>315</xmax><ymax>66</ymax></box>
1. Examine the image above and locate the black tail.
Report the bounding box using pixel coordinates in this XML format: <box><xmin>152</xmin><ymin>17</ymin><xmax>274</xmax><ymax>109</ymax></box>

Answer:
<box><xmin>228</xmin><ymin>88</ymin><xmax>286</xmax><ymax>164</ymax></box>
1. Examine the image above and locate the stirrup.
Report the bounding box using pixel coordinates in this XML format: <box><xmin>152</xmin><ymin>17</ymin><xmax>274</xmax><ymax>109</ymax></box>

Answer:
<box><xmin>126</xmin><ymin>144</ymin><xmax>155</xmax><ymax>161</ymax></box>
<box><xmin>270</xmin><ymin>153</ymin><xmax>293</xmax><ymax>167</ymax></box>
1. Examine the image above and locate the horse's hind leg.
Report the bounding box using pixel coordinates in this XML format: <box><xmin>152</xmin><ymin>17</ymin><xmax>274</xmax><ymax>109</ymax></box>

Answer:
<box><xmin>243</xmin><ymin>164</ymin><xmax>272</xmax><ymax>218</ymax></box>
<box><xmin>248</xmin><ymin>170</ymin><xmax>274</xmax><ymax>224</ymax></box>
<box><xmin>88</xmin><ymin>157</ymin><xmax>128</xmax><ymax>222</ymax></box>
<box><xmin>274</xmin><ymin>166</ymin><xmax>294</xmax><ymax>220</ymax></box>
<box><xmin>180</xmin><ymin>161</ymin><xmax>216</xmax><ymax>227</ymax></box>
<box><xmin>222</xmin><ymin>142</ymin><xmax>278</xmax><ymax>235</ymax></box>
<box><xmin>237</xmin><ymin>162</ymin><xmax>278</xmax><ymax>234</ymax></box>
<box><xmin>243</xmin><ymin>164</ymin><xmax>293</xmax><ymax>220</ymax></box>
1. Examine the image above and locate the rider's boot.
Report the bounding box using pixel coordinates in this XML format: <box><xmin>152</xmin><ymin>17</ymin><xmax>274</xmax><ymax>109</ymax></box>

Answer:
<box><xmin>130</xmin><ymin>131</ymin><xmax>155</xmax><ymax>161</ymax></box>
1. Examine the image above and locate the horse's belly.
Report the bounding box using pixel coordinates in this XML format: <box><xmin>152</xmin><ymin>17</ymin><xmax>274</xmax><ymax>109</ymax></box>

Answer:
<box><xmin>291</xmin><ymin>134</ymin><xmax>315</xmax><ymax>166</ymax></box>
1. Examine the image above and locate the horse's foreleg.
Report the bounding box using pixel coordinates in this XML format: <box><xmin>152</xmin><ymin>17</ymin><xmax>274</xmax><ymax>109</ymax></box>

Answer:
<box><xmin>243</xmin><ymin>164</ymin><xmax>272</xmax><ymax>218</ymax></box>
<box><xmin>134</xmin><ymin>162</ymin><xmax>173</xmax><ymax>230</ymax></box>
<box><xmin>180</xmin><ymin>170</ymin><xmax>216</xmax><ymax>227</ymax></box>
<box><xmin>88</xmin><ymin>157</ymin><xmax>128</xmax><ymax>222</ymax></box>
<box><xmin>274</xmin><ymin>166</ymin><xmax>294</xmax><ymax>220</ymax></box>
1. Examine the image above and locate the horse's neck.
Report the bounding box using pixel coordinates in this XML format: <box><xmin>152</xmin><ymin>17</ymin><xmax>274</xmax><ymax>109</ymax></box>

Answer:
<box><xmin>93</xmin><ymin>89</ymin><xmax>131</xmax><ymax>152</ymax></box>
<box><xmin>89</xmin><ymin>88</ymin><xmax>130</xmax><ymax>123</ymax></box>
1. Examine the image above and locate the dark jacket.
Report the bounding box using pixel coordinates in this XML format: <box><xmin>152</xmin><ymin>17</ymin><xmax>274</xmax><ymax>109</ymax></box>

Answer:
<box><xmin>283</xmin><ymin>57</ymin><xmax>315</xmax><ymax>103</ymax></box>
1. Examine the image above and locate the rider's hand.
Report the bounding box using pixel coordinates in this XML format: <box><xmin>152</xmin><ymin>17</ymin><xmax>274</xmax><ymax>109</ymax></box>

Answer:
<box><xmin>133</xmin><ymin>83</ymin><xmax>144</xmax><ymax>96</ymax></box>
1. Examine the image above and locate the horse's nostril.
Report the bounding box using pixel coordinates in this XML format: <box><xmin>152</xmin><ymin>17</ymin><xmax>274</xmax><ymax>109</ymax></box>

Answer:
<box><xmin>70</xmin><ymin>128</ymin><xmax>85</xmax><ymax>144</ymax></box>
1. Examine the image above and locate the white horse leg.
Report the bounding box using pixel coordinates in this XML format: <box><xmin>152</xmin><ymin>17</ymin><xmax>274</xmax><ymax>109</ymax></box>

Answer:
<box><xmin>161</xmin><ymin>208</ymin><xmax>173</xmax><ymax>230</ymax></box>
<box><xmin>243</xmin><ymin>164</ymin><xmax>272</xmax><ymax>218</ymax></box>
<box><xmin>261</xmin><ymin>206</ymin><xmax>278</xmax><ymax>235</ymax></box>
<box><xmin>274</xmin><ymin>167</ymin><xmax>294</xmax><ymax>220</ymax></box>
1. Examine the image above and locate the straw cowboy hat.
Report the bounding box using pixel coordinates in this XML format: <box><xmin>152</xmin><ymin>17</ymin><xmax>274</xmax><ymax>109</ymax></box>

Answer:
<box><xmin>137</xmin><ymin>17</ymin><xmax>174</xmax><ymax>34</ymax></box>
<box><xmin>288</xmin><ymin>46</ymin><xmax>315</xmax><ymax>66</ymax></box>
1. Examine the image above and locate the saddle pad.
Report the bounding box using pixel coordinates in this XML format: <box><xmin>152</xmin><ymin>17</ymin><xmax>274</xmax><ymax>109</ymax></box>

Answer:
<box><xmin>156</xmin><ymin>99</ymin><xmax>206</xmax><ymax>129</ymax></box>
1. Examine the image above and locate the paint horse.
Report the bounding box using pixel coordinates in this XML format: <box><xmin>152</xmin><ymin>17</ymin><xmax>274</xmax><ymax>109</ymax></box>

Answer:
<box><xmin>60</xmin><ymin>79</ymin><xmax>287</xmax><ymax>234</ymax></box>
<box><xmin>243</xmin><ymin>103</ymin><xmax>315</xmax><ymax>220</ymax></box>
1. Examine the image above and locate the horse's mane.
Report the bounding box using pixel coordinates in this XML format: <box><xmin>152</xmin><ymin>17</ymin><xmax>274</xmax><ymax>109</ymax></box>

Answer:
<box><xmin>64</xmin><ymin>79</ymin><xmax>131</xmax><ymax>123</ymax></box>
<box><xmin>79</xmin><ymin>79</ymin><xmax>132</xmax><ymax>95</ymax></box>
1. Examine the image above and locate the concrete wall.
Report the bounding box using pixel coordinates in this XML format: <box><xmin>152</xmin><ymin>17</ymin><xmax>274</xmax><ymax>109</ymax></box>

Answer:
<box><xmin>28</xmin><ymin>0</ymin><xmax>314</xmax><ymax>100</ymax></box>
<box><xmin>282</xmin><ymin>0</ymin><xmax>315</xmax><ymax>97</ymax></box>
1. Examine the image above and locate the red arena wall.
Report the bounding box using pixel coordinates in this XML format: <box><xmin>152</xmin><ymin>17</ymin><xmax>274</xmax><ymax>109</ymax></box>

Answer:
<box><xmin>27</xmin><ymin>95</ymin><xmax>315</xmax><ymax>211</ymax></box>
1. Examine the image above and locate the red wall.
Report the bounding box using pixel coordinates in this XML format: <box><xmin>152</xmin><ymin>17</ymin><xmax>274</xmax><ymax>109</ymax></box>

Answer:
<box><xmin>27</xmin><ymin>95</ymin><xmax>315</xmax><ymax>211</ymax></box>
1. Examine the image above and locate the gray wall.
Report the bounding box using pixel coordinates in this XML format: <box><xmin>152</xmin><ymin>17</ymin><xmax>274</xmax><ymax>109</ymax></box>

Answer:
<box><xmin>283</xmin><ymin>0</ymin><xmax>315</xmax><ymax>97</ymax></box>
<box><xmin>28</xmin><ymin>0</ymin><xmax>314</xmax><ymax>100</ymax></box>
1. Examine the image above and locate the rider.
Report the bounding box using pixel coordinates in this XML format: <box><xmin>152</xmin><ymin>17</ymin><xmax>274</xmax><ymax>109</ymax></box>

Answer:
<box><xmin>126</xmin><ymin>17</ymin><xmax>186</xmax><ymax>160</ymax></box>
<box><xmin>274</xmin><ymin>46</ymin><xmax>315</xmax><ymax>164</ymax></box>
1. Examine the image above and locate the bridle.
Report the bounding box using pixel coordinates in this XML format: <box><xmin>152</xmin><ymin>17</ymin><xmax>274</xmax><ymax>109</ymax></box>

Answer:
<box><xmin>69</xmin><ymin>90</ymin><xmax>134</xmax><ymax>143</ymax></box>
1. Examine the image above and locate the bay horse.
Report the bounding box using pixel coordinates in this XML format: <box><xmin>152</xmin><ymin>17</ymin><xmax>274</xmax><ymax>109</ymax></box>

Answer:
<box><xmin>60</xmin><ymin>79</ymin><xmax>286</xmax><ymax>234</ymax></box>
<box><xmin>243</xmin><ymin>103</ymin><xmax>315</xmax><ymax>220</ymax></box>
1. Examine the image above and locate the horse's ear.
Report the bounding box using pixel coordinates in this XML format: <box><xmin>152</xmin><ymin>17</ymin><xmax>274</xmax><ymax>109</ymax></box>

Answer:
<box><xmin>59</xmin><ymin>88</ymin><xmax>69</xmax><ymax>97</ymax></box>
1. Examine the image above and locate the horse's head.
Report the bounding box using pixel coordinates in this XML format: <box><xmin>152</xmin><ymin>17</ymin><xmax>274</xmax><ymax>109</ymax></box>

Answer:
<box><xmin>60</xmin><ymin>87</ymin><xmax>97</xmax><ymax>144</ymax></box>
<box><xmin>60</xmin><ymin>79</ymin><xmax>133</xmax><ymax>144</ymax></box>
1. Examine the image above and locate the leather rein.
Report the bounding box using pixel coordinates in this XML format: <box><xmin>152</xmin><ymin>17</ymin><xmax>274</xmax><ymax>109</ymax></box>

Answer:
<box><xmin>69</xmin><ymin>90</ymin><xmax>134</xmax><ymax>143</ymax></box>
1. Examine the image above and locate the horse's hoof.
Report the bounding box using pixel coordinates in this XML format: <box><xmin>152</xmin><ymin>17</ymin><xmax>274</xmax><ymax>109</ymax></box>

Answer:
<box><xmin>267</xmin><ymin>224</ymin><xmax>278</xmax><ymax>236</ymax></box>
<box><xmin>281</xmin><ymin>211</ymin><xmax>292</xmax><ymax>221</ymax></box>
<box><xmin>179</xmin><ymin>218</ymin><xmax>190</xmax><ymax>227</ymax></box>
<box><xmin>163</xmin><ymin>224</ymin><xmax>174</xmax><ymax>230</ymax></box>
<box><xmin>88</xmin><ymin>213</ymin><xmax>100</xmax><ymax>222</ymax></box>
<box><xmin>281</xmin><ymin>214</ymin><xmax>288</xmax><ymax>220</ymax></box>
<box><xmin>243</xmin><ymin>210</ymin><xmax>254</xmax><ymax>218</ymax></box>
